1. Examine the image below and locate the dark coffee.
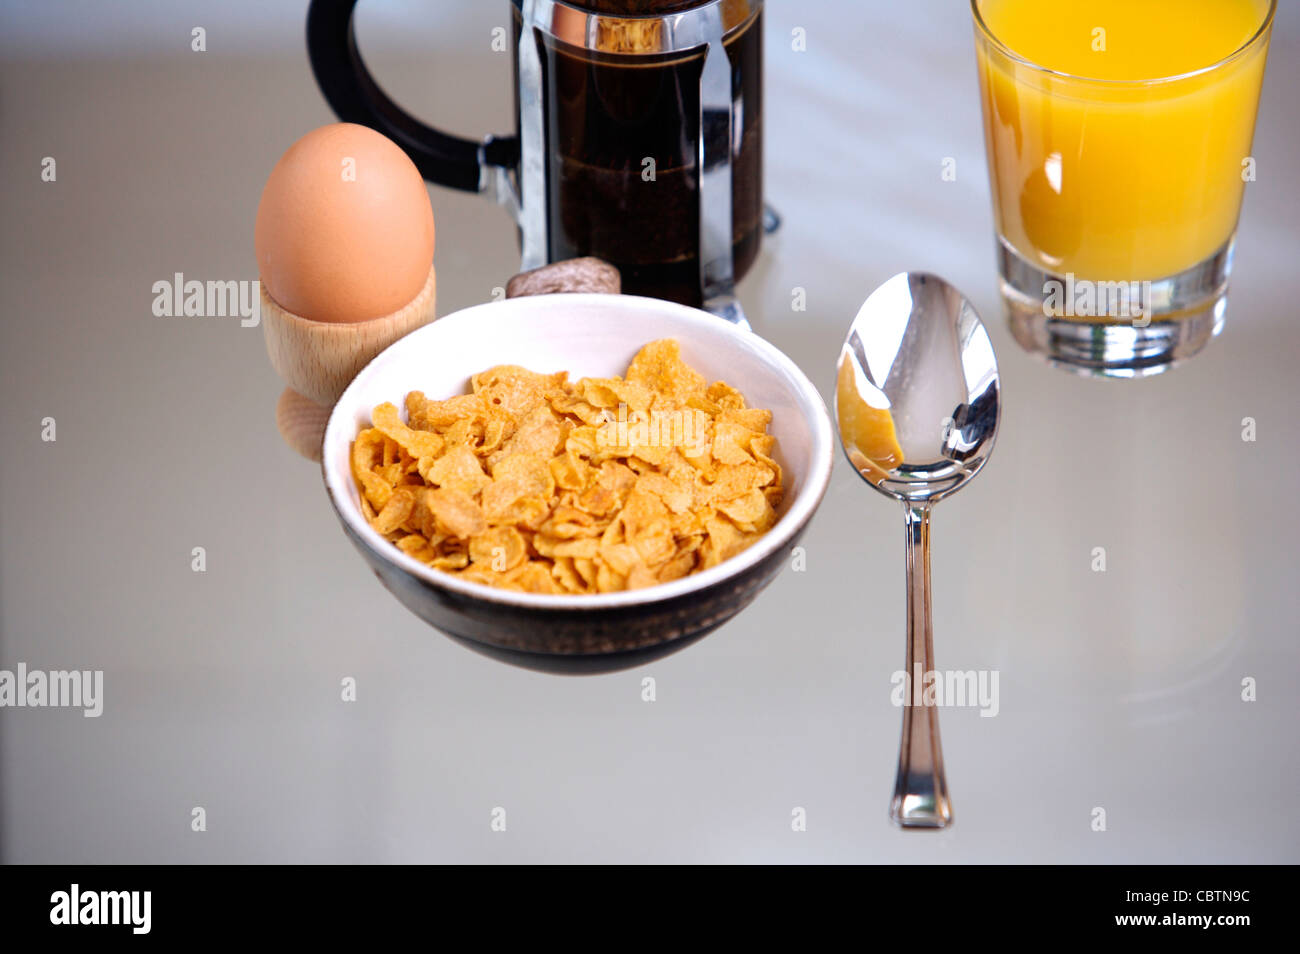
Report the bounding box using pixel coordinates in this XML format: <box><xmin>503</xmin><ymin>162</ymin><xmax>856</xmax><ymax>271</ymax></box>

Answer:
<box><xmin>567</xmin><ymin>0</ymin><xmax>714</xmax><ymax>12</ymax></box>
<box><xmin>513</xmin><ymin>1</ymin><xmax>763</xmax><ymax>305</ymax></box>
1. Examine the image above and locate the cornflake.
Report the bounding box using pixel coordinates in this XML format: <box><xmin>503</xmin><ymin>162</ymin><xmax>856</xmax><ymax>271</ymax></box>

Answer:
<box><xmin>350</xmin><ymin>339</ymin><xmax>783</xmax><ymax>594</ymax></box>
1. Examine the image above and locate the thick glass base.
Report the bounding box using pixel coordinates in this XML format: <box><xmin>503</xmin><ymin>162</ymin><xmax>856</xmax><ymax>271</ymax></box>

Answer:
<box><xmin>998</xmin><ymin>237</ymin><xmax>1234</xmax><ymax>379</ymax></box>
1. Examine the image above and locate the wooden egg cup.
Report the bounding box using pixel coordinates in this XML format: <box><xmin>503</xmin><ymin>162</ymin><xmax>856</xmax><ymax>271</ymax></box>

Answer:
<box><xmin>263</xmin><ymin>256</ymin><xmax>620</xmax><ymax>462</ymax></box>
<box><xmin>263</xmin><ymin>264</ymin><xmax>437</xmax><ymax>461</ymax></box>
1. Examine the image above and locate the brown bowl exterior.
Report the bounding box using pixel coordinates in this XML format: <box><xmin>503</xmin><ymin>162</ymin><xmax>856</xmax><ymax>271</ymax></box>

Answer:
<box><xmin>330</xmin><ymin>487</ymin><xmax>818</xmax><ymax>674</ymax></box>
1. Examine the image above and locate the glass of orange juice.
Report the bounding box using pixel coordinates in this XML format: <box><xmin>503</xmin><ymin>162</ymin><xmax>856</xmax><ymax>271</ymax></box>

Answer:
<box><xmin>971</xmin><ymin>0</ymin><xmax>1276</xmax><ymax>376</ymax></box>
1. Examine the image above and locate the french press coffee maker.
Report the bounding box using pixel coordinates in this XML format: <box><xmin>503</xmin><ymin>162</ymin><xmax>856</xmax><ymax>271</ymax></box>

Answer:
<box><xmin>307</xmin><ymin>0</ymin><xmax>766</xmax><ymax>319</ymax></box>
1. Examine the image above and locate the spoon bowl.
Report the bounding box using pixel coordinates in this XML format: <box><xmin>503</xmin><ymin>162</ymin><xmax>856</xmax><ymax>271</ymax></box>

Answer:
<box><xmin>838</xmin><ymin>273</ymin><xmax>1000</xmax><ymax>501</ymax></box>
<box><xmin>835</xmin><ymin>272</ymin><xmax>1001</xmax><ymax>827</ymax></box>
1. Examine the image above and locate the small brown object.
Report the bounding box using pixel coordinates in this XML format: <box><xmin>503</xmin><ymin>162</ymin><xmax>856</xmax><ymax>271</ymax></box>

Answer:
<box><xmin>276</xmin><ymin>387</ymin><xmax>332</xmax><ymax>462</ymax></box>
<box><xmin>506</xmin><ymin>257</ymin><xmax>621</xmax><ymax>299</ymax></box>
<box><xmin>263</xmin><ymin>264</ymin><xmax>437</xmax><ymax>407</ymax></box>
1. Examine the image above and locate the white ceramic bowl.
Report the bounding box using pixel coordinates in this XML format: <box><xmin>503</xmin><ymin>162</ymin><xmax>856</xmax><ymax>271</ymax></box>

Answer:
<box><xmin>322</xmin><ymin>294</ymin><xmax>834</xmax><ymax>671</ymax></box>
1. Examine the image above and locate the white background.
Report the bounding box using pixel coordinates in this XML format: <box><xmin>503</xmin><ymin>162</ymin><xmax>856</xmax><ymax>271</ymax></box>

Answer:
<box><xmin>1</xmin><ymin>0</ymin><xmax>1296</xmax><ymax>862</ymax></box>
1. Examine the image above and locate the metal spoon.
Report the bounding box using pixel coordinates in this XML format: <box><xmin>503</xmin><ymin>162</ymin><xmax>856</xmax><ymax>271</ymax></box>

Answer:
<box><xmin>835</xmin><ymin>272</ymin><xmax>1001</xmax><ymax>828</ymax></box>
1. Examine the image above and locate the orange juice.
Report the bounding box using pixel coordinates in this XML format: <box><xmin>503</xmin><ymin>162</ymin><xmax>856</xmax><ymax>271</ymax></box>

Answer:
<box><xmin>973</xmin><ymin>0</ymin><xmax>1274</xmax><ymax>281</ymax></box>
<box><xmin>835</xmin><ymin>358</ymin><xmax>903</xmax><ymax>487</ymax></box>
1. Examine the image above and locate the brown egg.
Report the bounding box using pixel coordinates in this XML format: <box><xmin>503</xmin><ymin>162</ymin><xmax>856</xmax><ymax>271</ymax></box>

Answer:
<box><xmin>255</xmin><ymin>123</ymin><xmax>435</xmax><ymax>324</ymax></box>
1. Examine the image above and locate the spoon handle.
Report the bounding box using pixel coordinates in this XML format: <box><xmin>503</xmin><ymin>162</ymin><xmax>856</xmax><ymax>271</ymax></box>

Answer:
<box><xmin>891</xmin><ymin>504</ymin><xmax>953</xmax><ymax>828</ymax></box>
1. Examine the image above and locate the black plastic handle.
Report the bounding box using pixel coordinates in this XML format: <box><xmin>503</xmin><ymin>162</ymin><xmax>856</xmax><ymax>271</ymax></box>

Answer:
<box><xmin>306</xmin><ymin>0</ymin><xmax>517</xmax><ymax>192</ymax></box>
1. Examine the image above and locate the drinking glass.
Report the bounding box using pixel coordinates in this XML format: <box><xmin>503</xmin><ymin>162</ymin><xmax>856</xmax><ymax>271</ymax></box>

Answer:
<box><xmin>971</xmin><ymin>0</ymin><xmax>1276</xmax><ymax>377</ymax></box>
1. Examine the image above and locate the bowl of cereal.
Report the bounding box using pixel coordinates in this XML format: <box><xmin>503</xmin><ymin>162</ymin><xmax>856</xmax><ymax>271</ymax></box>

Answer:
<box><xmin>321</xmin><ymin>293</ymin><xmax>834</xmax><ymax>673</ymax></box>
